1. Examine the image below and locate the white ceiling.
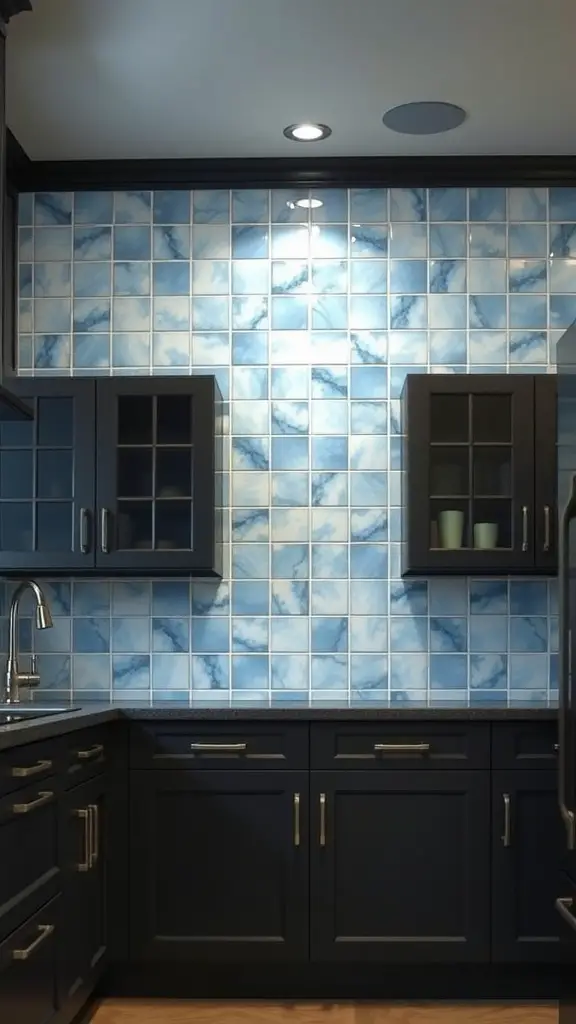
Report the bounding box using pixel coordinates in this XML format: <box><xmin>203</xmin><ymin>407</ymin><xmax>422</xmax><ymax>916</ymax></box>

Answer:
<box><xmin>6</xmin><ymin>0</ymin><xmax>576</xmax><ymax>161</ymax></box>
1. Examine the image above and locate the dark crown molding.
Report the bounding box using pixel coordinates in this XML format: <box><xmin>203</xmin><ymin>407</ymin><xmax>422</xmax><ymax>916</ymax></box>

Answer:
<box><xmin>8</xmin><ymin>140</ymin><xmax>576</xmax><ymax>193</ymax></box>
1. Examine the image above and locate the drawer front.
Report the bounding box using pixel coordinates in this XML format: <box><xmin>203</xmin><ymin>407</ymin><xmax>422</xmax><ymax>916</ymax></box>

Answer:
<box><xmin>130</xmin><ymin>721</ymin><xmax>309</xmax><ymax>770</ymax></box>
<box><xmin>0</xmin><ymin>739</ymin><xmax>60</xmax><ymax>799</ymax></box>
<box><xmin>311</xmin><ymin>722</ymin><xmax>490</xmax><ymax>770</ymax></box>
<box><xmin>492</xmin><ymin>723</ymin><xmax>558</xmax><ymax>769</ymax></box>
<box><xmin>0</xmin><ymin>895</ymin><xmax>59</xmax><ymax>1024</ymax></box>
<box><xmin>0</xmin><ymin>782</ymin><xmax>60</xmax><ymax>942</ymax></box>
<box><xmin>64</xmin><ymin>727</ymin><xmax>109</xmax><ymax>789</ymax></box>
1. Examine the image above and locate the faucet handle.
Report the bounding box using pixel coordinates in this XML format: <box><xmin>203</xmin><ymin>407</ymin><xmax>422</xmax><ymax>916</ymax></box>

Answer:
<box><xmin>30</xmin><ymin>655</ymin><xmax>37</xmax><ymax>675</ymax></box>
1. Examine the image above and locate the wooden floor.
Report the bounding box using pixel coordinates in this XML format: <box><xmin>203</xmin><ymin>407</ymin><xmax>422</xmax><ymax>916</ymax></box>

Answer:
<box><xmin>90</xmin><ymin>1000</ymin><xmax>558</xmax><ymax>1024</ymax></box>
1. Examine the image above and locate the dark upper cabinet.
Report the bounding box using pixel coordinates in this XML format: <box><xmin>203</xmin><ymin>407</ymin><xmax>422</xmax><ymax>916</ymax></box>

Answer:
<box><xmin>130</xmin><ymin>770</ymin><xmax>309</xmax><ymax>963</ymax></box>
<box><xmin>0</xmin><ymin>379</ymin><xmax>95</xmax><ymax>573</ymax></box>
<box><xmin>310</xmin><ymin>771</ymin><xmax>490</xmax><ymax>963</ymax></box>
<box><xmin>1</xmin><ymin>376</ymin><xmax>223</xmax><ymax>577</ymax></box>
<box><xmin>492</xmin><ymin>770</ymin><xmax>568</xmax><ymax>963</ymax></box>
<box><xmin>60</xmin><ymin>775</ymin><xmax>108</xmax><ymax>1004</ymax></box>
<box><xmin>401</xmin><ymin>374</ymin><xmax>557</xmax><ymax>576</ymax></box>
<box><xmin>95</xmin><ymin>377</ymin><xmax>221</xmax><ymax>575</ymax></box>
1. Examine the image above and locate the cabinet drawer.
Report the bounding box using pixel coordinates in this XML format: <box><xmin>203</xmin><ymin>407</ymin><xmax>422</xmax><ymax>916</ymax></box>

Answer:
<box><xmin>492</xmin><ymin>723</ymin><xmax>558</xmax><ymax>769</ymax></box>
<box><xmin>0</xmin><ymin>782</ymin><xmax>60</xmax><ymax>942</ymax></box>
<box><xmin>64</xmin><ymin>727</ymin><xmax>108</xmax><ymax>788</ymax></box>
<box><xmin>130</xmin><ymin>722</ymin><xmax>309</xmax><ymax>770</ymax></box>
<box><xmin>0</xmin><ymin>739</ymin><xmax>60</xmax><ymax>799</ymax></box>
<box><xmin>0</xmin><ymin>896</ymin><xmax>59</xmax><ymax>1024</ymax></box>
<box><xmin>311</xmin><ymin>722</ymin><xmax>490</xmax><ymax>770</ymax></box>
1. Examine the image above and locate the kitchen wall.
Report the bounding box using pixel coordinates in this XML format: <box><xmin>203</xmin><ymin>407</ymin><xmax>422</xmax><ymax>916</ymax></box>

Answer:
<box><xmin>12</xmin><ymin>185</ymin><xmax>572</xmax><ymax>706</ymax></box>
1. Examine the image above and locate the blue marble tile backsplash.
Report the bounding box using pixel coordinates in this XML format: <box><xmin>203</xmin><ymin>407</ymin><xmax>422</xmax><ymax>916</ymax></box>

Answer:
<box><xmin>12</xmin><ymin>186</ymin><xmax>568</xmax><ymax>706</ymax></box>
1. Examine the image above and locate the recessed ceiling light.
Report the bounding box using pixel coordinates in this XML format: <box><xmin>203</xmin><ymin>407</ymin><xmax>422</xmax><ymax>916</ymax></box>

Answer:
<box><xmin>382</xmin><ymin>101</ymin><xmax>466</xmax><ymax>135</ymax></box>
<box><xmin>283</xmin><ymin>123</ymin><xmax>332</xmax><ymax>142</ymax></box>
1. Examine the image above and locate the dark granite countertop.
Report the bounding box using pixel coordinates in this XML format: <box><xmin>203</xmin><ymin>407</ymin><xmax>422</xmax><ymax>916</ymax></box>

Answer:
<box><xmin>0</xmin><ymin>701</ymin><xmax>559</xmax><ymax>752</ymax></box>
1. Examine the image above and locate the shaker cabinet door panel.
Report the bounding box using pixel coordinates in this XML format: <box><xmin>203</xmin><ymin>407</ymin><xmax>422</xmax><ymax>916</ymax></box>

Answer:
<box><xmin>492</xmin><ymin>770</ymin><xmax>567</xmax><ymax>962</ymax></box>
<box><xmin>130</xmin><ymin>771</ymin><xmax>309</xmax><ymax>963</ymax></box>
<box><xmin>310</xmin><ymin>771</ymin><xmax>490</xmax><ymax>963</ymax></box>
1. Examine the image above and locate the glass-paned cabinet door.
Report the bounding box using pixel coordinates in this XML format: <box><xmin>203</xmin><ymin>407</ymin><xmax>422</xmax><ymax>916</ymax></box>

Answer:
<box><xmin>402</xmin><ymin>375</ymin><xmax>537</xmax><ymax>575</ymax></box>
<box><xmin>0</xmin><ymin>380</ymin><xmax>96</xmax><ymax>572</ymax></box>
<box><xmin>95</xmin><ymin>377</ymin><xmax>221</xmax><ymax>575</ymax></box>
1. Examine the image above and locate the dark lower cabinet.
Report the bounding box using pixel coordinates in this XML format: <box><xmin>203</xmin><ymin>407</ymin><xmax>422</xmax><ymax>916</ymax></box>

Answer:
<box><xmin>310</xmin><ymin>771</ymin><xmax>490</xmax><ymax>963</ymax></box>
<box><xmin>60</xmin><ymin>776</ymin><xmax>107</xmax><ymax>1004</ymax></box>
<box><xmin>130</xmin><ymin>770</ymin><xmax>309</xmax><ymax>962</ymax></box>
<box><xmin>0</xmin><ymin>895</ymin><xmax>59</xmax><ymax>1024</ymax></box>
<box><xmin>492</xmin><ymin>771</ymin><xmax>567</xmax><ymax>962</ymax></box>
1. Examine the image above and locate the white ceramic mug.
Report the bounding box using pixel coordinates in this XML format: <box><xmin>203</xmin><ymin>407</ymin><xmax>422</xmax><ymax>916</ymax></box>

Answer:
<box><xmin>474</xmin><ymin>522</ymin><xmax>498</xmax><ymax>549</ymax></box>
<box><xmin>438</xmin><ymin>510</ymin><xmax>464</xmax><ymax>549</ymax></box>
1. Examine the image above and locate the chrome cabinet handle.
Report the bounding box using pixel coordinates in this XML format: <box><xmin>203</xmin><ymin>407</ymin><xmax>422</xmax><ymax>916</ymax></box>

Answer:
<box><xmin>12</xmin><ymin>790</ymin><xmax>53</xmax><ymax>815</ymax></box>
<box><xmin>12</xmin><ymin>924</ymin><xmax>54</xmax><ymax>961</ymax></box>
<box><xmin>75</xmin><ymin>808</ymin><xmax>91</xmax><ymax>872</ymax></box>
<box><xmin>88</xmin><ymin>804</ymin><xmax>99</xmax><ymax>867</ymax></box>
<box><xmin>77</xmin><ymin>743</ymin><xmax>104</xmax><ymax>761</ymax></box>
<box><xmin>521</xmin><ymin>506</ymin><xmax>529</xmax><ymax>552</ymax></box>
<box><xmin>293</xmin><ymin>793</ymin><xmax>300</xmax><ymax>848</ymax></box>
<box><xmin>319</xmin><ymin>792</ymin><xmax>326</xmax><ymax>847</ymax></box>
<box><xmin>189</xmin><ymin>742</ymin><xmax>247</xmax><ymax>752</ymax></box>
<box><xmin>556</xmin><ymin>897</ymin><xmax>576</xmax><ymax>933</ymax></box>
<box><xmin>80</xmin><ymin>507</ymin><xmax>90</xmax><ymax>554</ymax></box>
<box><xmin>11</xmin><ymin>758</ymin><xmax>52</xmax><ymax>779</ymax></box>
<box><xmin>544</xmin><ymin>505</ymin><xmax>551</xmax><ymax>553</ymax></box>
<box><xmin>100</xmin><ymin>508</ymin><xmax>110</xmax><ymax>554</ymax></box>
<box><xmin>374</xmin><ymin>742</ymin><xmax>430</xmax><ymax>754</ymax></box>
<box><xmin>501</xmin><ymin>793</ymin><xmax>512</xmax><ymax>847</ymax></box>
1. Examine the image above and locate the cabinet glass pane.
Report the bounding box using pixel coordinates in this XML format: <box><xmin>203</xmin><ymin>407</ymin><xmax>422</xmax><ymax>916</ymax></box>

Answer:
<box><xmin>117</xmin><ymin>501</ymin><xmax>153</xmax><ymax>549</ymax></box>
<box><xmin>430</xmin><ymin>394</ymin><xmax>469</xmax><ymax>443</ymax></box>
<box><xmin>157</xmin><ymin>395</ymin><xmax>192</xmax><ymax>445</ymax></box>
<box><xmin>430</xmin><ymin>447</ymin><xmax>469</xmax><ymax>497</ymax></box>
<box><xmin>472</xmin><ymin>394</ymin><xmax>511</xmax><ymax>443</ymax></box>
<box><xmin>473</xmin><ymin>448</ymin><xmax>512</xmax><ymax>497</ymax></box>
<box><xmin>37</xmin><ymin>450</ymin><xmax>73</xmax><ymax>499</ymax></box>
<box><xmin>430</xmin><ymin>498</ymin><xmax>469</xmax><ymax>550</ymax></box>
<box><xmin>155</xmin><ymin>500</ymin><xmax>192</xmax><ymax>549</ymax></box>
<box><xmin>0</xmin><ymin>503</ymin><xmax>33</xmax><ymax>550</ymax></box>
<box><xmin>117</xmin><ymin>449</ymin><xmax>153</xmax><ymax>497</ymax></box>
<box><xmin>0</xmin><ymin>418</ymin><xmax>34</xmax><ymax>446</ymax></box>
<box><xmin>118</xmin><ymin>396</ymin><xmax>153</xmax><ymax>445</ymax></box>
<box><xmin>156</xmin><ymin>449</ymin><xmax>193</xmax><ymax>498</ymax></box>
<box><xmin>472</xmin><ymin>498</ymin><xmax>512</xmax><ymax>549</ymax></box>
<box><xmin>0</xmin><ymin>450</ymin><xmax>33</xmax><ymax>499</ymax></box>
<box><xmin>37</xmin><ymin>397</ymin><xmax>73</xmax><ymax>446</ymax></box>
<box><xmin>37</xmin><ymin>502</ymin><xmax>72</xmax><ymax>551</ymax></box>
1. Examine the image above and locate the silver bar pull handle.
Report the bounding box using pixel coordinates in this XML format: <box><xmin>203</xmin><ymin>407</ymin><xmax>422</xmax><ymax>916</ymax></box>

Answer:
<box><xmin>11</xmin><ymin>758</ymin><xmax>52</xmax><ymax>779</ymax></box>
<box><xmin>319</xmin><ymin>792</ymin><xmax>326</xmax><ymax>847</ymax></box>
<box><xmin>521</xmin><ymin>506</ymin><xmax>529</xmax><ymax>552</ymax></box>
<box><xmin>12</xmin><ymin>790</ymin><xmax>54</xmax><ymax>815</ymax></box>
<box><xmin>293</xmin><ymin>793</ymin><xmax>300</xmax><ymax>848</ymax></box>
<box><xmin>100</xmin><ymin>508</ymin><xmax>110</xmax><ymax>554</ymax></box>
<box><xmin>190</xmin><ymin>742</ymin><xmax>247</xmax><ymax>753</ymax></box>
<box><xmin>80</xmin><ymin>508</ymin><xmax>90</xmax><ymax>554</ymax></box>
<box><xmin>501</xmin><ymin>793</ymin><xmax>512</xmax><ymax>847</ymax></box>
<box><xmin>374</xmin><ymin>742</ymin><xmax>430</xmax><ymax>754</ymax></box>
<box><xmin>12</xmin><ymin>924</ymin><xmax>54</xmax><ymax>961</ymax></box>
<box><xmin>543</xmin><ymin>505</ymin><xmax>551</xmax><ymax>553</ymax></box>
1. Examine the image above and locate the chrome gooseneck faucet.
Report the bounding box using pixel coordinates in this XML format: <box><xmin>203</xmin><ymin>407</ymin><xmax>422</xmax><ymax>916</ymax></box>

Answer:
<box><xmin>4</xmin><ymin>580</ymin><xmax>53</xmax><ymax>704</ymax></box>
